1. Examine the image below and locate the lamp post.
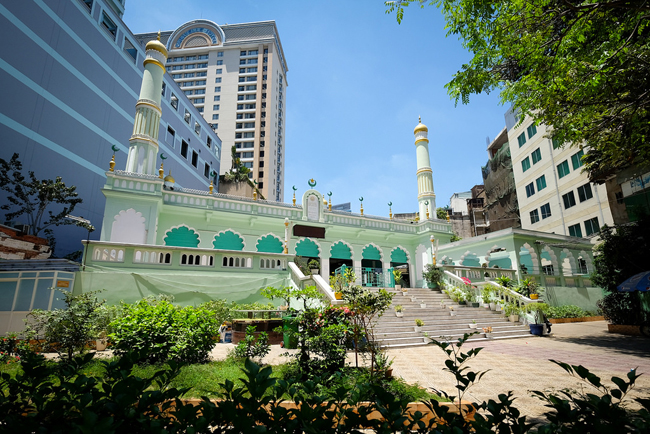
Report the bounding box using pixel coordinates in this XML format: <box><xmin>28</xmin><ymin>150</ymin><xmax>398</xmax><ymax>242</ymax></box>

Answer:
<box><xmin>284</xmin><ymin>218</ymin><xmax>290</xmax><ymax>254</ymax></box>
<box><xmin>430</xmin><ymin>235</ymin><xmax>436</xmax><ymax>266</ymax></box>
<box><xmin>65</xmin><ymin>214</ymin><xmax>94</xmax><ymax>271</ymax></box>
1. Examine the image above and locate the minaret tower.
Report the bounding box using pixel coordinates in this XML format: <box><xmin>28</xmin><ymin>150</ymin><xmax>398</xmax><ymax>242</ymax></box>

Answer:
<box><xmin>125</xmin><ymin>33</ymin><xmax>168</xmax><ymax>175</ymax></box>
<box><xmin>414</xmin><ymin>117</ymin><xmax>436</xmax><ymax>220</ymax></box>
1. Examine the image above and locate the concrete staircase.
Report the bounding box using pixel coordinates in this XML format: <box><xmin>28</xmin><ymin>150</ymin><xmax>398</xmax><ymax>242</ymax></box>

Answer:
<box><xmin>373</xmin><ymin>287</ymin><xmax>531</xmax><ymax>348</ymax></box>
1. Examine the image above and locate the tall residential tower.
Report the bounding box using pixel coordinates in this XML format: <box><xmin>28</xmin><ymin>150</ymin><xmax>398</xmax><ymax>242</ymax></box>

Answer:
<box><xmin>136</xmin><ymin>20</ymin><xmax>288</xmax><ymax>201</ymax></box>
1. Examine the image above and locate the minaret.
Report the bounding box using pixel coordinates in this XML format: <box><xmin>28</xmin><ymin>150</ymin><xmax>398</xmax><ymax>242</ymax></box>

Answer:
<box><xmin>414</xmin><ymin>117</ymin><xmax>436</xmax><ymax>220</ymax></box>
<box><xmin>125</xmin><ymin>33</ymin><xmax>168</xmax><ymax>175</ymax></box>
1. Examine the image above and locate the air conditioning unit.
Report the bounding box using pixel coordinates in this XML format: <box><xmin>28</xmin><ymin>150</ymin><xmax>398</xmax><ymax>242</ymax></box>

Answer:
<box><xmin>15</xmin><ymin>224</ymin><xmax>31</xmax><ymax>234</ymax></box>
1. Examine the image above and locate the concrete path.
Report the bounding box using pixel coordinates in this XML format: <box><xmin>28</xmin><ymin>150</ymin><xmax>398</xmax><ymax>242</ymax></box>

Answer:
<box><xmin>211</xmin><ymin>321</ymin><xmax>650</xmax><ymax>420</ymax></box>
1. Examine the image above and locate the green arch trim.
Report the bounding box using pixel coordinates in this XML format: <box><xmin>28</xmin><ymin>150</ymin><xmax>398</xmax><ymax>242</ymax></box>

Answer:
<box><xmin>256</xmin><ymin>235</ymin><xmax>283</xmax><ymax>253</ymax></box>
<box><xmin>330</xmin><ymin>241</ymin><xmax>352</xmax><ymax>260</ymax></box>
<box><xmin>362</xmin><ymin>244</ymin><xmax>382</xmax><ymax>261</ymax></box>
<box><xmin>390</xmin><ymin>247</ymin><xmax>408</xmax><ymax>264</ymax></box>
<box><xmin>164</xmin><ymin>226</ymin><xmax>199</xmax><ymax>248</ymax></box>
<box><xmin>213</xmin><ymin>230</ymin><xmax>244</xmax><ymax>251</ymax></box>
<box><xmin>295</xmin><ymin>238</ymin><xmax>319</xmax><ymax>257</ymax></box>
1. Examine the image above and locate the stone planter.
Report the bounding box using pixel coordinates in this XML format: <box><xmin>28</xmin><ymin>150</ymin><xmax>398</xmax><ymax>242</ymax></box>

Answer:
<box><xmin>607</xmin><ymin>324</ymin><xmax>643</xmax><ymax>336</ymax></box>
<box><xmin>508</xmin><ymin>314</ymin><xmax>519</xmax><ymax>322</ymax></box>
<box><xmin>549</xmin><ymin>316</ymin><xmax>604</xmax><ymax>324</ymax></box>
<box><xmin>489</xmin><ymin>302</ymin><xmax>496</xmax><ymax>311</ymax></box>
<box><xmin>484</xmin><ymin>332</ymin><xmax>493</xmax><ymax>339</ymax></box>
<box><xmin>395</xmin><ymin>312</ymin><xmax>404</xmax><ymax>318</ymax></box>
<box><xmin>468</xmin><ymin>323</ymin><xmax>478</xmax><ymax>329</ymax></box>
<box><xmin>402</xmin><ymin>291</ymin><xmax>408</xmax><ymax>296</ymax></box>
<box><xmin>450</xmin><ymin>311</ymin><xmax>457</xmax><ymax>317</ymax></box>
<box><xmin>96</xmin><ymin>338</ymin><xmax>108</xmax><ymax>351</ymax></box>
<box><xmin>420</xmin><ymin>303</ymin><xmax>427</xmax><ymax>308</ymax></box>
<box><xmin>395</xmin><ymin>284</ymin><xmax>402</xmax><ymax>291</ymax></box>
<box><xmin>414</xmin><ymin>326</ymin><xmax>423</xmax><ymax>332</ymax></box>
<box><xmin>310</xmin><ymin>269</ymin><xmax>320</xmax><ymax>275</ymax></box>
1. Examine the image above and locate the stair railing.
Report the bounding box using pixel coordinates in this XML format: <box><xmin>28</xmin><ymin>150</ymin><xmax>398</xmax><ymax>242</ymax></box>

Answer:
<box><xmin>288</xmin><ymin>262</ymin><xmax>342</xmax><ymax>305</ymax></box>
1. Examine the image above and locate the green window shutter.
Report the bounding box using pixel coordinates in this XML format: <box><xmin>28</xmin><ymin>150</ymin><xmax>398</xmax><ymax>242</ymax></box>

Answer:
<box><xmin>256</xmin><ymin>235</ymin><xmax>283</xmax><ymax>253</ymax></box>
<box><xmin>571</xmin><ymin>150</ymin><xmax>585</xmax><ymax>170</ymax></box>
<box><xmin>164</xmin><ymin>226</ymin><xmax>200</xmax><ymax>248</ymax></box>
<box><xmin>213</xmin><ymin>230</ymin><xmax>245</xmax><ymax>250</ymax></box>
<box><xmin>295</xmin><ymin>238</ymin><xmax>320</xmax><ymax>257</ymax></box>
<box><xmin>517</xmin><ymin>132</ymin><xmax>526</xmax><ymax>147</ymax></box>
<box><xmin>536</xmin><ymin>175</ymin><xmax>547</xmax><ymax>191</ymax></box>
<box><xmin>362</xmin><ymin>244</ymin><xmax>382</xmax><ymax>261</ymax></box>
<box><xmin>568</xmin><ymin>223</ymin><xmax>583</xmax><ymax>238</ymax></box>
<box><xmin>527</xmin><ymin>124</ymin><xmax>537</xmax><ymax>139</ymax></box>
<box><xmin>390</xmin><ymin>248</ymin><xmax>408</xmax><ymax>264</ymax></box>
<box><xmin>557</xmin><ymin>160</ymin><xmax>570</xmax><ymax>178</ymax></box>
<box><xmin>531</xmin><ymin>148</ymin><xmax>542</xmax><ymax>164</ymax></box>
<box><xmin>330</xmin><ymin>241</ymin><xmax>352</xmax><ymax>260</ymax></box>
<box><xmin>552</xmin><ymin>138</ymin><xmax>562</xmax><ymax>149</ymax></box>
<box><xmin>521</xmin><ymin>157</ymin><xmax>531</xmax><ymax>172</ymax></box>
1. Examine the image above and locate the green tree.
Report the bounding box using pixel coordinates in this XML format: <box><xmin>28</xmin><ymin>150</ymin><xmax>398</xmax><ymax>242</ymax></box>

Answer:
<box><xmin>0</xmin><ymin>153</ymin><xmax>93</xmax><ymax>238</ymax></box>
<box><xmin>223</xmin><ymin>145</ymin><xmax>250</xmax><ymax>183</ymax></box>
<box><xmin>436</xmin><ymin>206</ymin><xmax>449</xmax><ymax>220</ymax></box>
<box><xmin>386</xmin><ymin>0</ymin><xmax>650</xmax><ymax>182</ymax></box>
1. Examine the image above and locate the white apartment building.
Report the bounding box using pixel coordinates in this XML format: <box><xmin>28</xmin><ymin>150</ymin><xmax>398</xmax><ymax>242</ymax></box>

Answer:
<box><xmin>505</xmin><ymin>109</ymin><xmax>614</xmax><ymax>240</ymax></box>
<box><xmin>135</xmin><ymin>20</ymin><xmax>288</xmax><ymax>201</ymax></box>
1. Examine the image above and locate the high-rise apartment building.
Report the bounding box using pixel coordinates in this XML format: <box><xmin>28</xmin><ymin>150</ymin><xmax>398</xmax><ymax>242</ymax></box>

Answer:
<box><xmin>135</xmin><ymin>20</ymin><xmax>288</xmax><ymax>201</ymax></box>
<box><xmin>505</xmin><ymin>109</ymin><xmax>614</xmax><ymax>239</ymax></box>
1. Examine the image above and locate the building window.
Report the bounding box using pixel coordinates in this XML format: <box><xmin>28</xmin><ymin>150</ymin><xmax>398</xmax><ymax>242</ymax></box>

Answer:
<box><xmin>521</xmin><ymin>157</ymin><xmax>531</xmax><ymax>172</ymax></box>
<box><xmin>562</xmin><ymin>191</ymin><xmax>576</xmax><ymax>209</ymax></box>
<box><xmin>192</xmin><ymin>98</ymin><xmax>204</xmax><ymax>104</ymax></box>
<box><xmin>216</xmin><ymin>68</ymin><xmax>222</xmax><ymax>74</ymax></box>
<box><xmin>183</xmin><ymin>90</ymin><xmax>194</xmax><ymax>95</ymax></box>
<box><xmin>239</xmin><ymin>68</ymin><xmax>246</xmax><ymax>73</ymax></box>
<box><xmin>207</xmin><ymin>137</ymin><xmax>212</xmax><ymax>149</ymax></box>
<box><xmin>584</xmin><ymin>217</ymin><xmax>600</xmax><ymax>236</ymax></box>
<box><xmin>245</xmin><ymin>94</ymin><xmax>256</xmax><ymax>100</ymax></box>
<box><xmin>170</xmin><ymin>93</ymin><xmax>178</xmax><ymax>110</ymax></box>
<box><xmin>204</xmin><ymin>163</ymin><xmax>210</xmax><ymax>178</ymax></box>
<box><xmin>101</xmin><ymin>12</ymin><xmax>117</xmax><ymax>40</ymax></box>
<box><xmin>191</xmin><ymin>151</ymin><xmax>198</xmax><ymax>167</ymax></box>
<box><xmin>181</xmin><ymin>141</ymin><xmax>189</xmax><ymax>159</ymax></box>
<box><xmin>80</xmin><ymin>0</ymin><xmax>93</xmax><ymax>11</ymax></box>
<box><xmin>195</xmin><ymin>80</ymin><xmax>206</xmax><ymax>86</ymax></box>
<box><xmin>536</xmin><ymin>175</ymin><xmax>547</xmax><ymax>191</ymax></box>
<box><xmin>198</xmin><ymin>54</ymin><xmax>208</xmax><ymax>60</ymax></box>
<box><xmin>246</xmin><ymin>76</ymin><xmax>256</xmax><ymax>82</ymax></box>
<box><xmin>577</xmin><ymin>183</ymin><xmax>593</xmax><ymax>202</ymax></box>
<box><xmin>540</xmin><ymin>203</ymin><xmax>551</xmax><ymax>219</ymax></box>
<box><xmin>615</xmin><ymin>191</ymin><xmax>624</xmax><ymax>204</ymax></box>
<box><xmin>525</xmin><ymin>182</ymin><xmax>535</xmax><ymax>198</ymax></box>
<box><xmin>166</xmin><ymin>126</ymin><xmax>175</xmax><ymax>145</ymax></box>
<box><xmin>246</xmin><ymin>85</ymin><xmax>257</xmax><ymax>90</ymax></box>
<box><xmin>184</xmin><ymin>73</ymin><xmax>195</xmax><ymax>78</ymax></box>
<box><xmin>557</xmin><ymin>160</ymin><xmax>570</xmax><ymax>178</ymax></box>
<box><xmin>571</xmin><ymin>149</ymin><xmax>585</xmax><ymax>170</ymax></box>
<box><xmin>171</xmin><ymin>73</ymin><xmax>182</xmax><ymax>79</ymax></box>
<box><xmin>247</xmin><ymin>67</ymin><xmax>258</xmax><ymax>73</ymax></box>
<box><xmin>568</xmin><ymin>223</ymin><xmax>583</xmax><ymax>238</ymax></box>
<box><xmin>217</xmin><ymin>52</ymin><xmax>223</xmax><ymax>57</ymax></box>
<box><xmin>215</xmin><ymin>78</ymin><xmax>222</xmax><ymax>83</ymax></box>
<box><xmin>184</xmin><ymin>109</ymin><xmax>191</xmax><ymax>124</ymax></box>
<box><xmin>243</xmin><ymin>162</ymin><xmax>253</xmax><ymax>168</ymax></box>
<box><xmin>212</xmin><ymin>114</ymin><xmax>218</xmax><ymax>120</ymax></box>
<box><xmin>531</xmin><ymin>148</ymin><xmax>542</xmax><ymax>164</ymax></box>
<box><xmin>123</xmin><ymin>37</ymin><xmax>137</xmax><ymax>62</ymax></box>
<box><xmin>214</xmin><ymin>86</ymin><xmax>221</xmax><ymax>92</ymax></box>
<box><xmin>213</xmin><ymin>105</ymin><xmax>219</xmax><ymax>110</ymax></box>
<box><xmin>530</xmin><ymin>209</ymin><xmax>540</xmax><ymax>224</ymax></box>
<box><xmin>214</xmin><ymin>96</ymin><xmax>220</xmax><ymax>101</ymax></box>
<box><xmin>517</xmin><ymin>132</ymin><xmax>526</xmax><ymax>147</ymax></box>
<box><xmin>542</xmin><ymin>264</ymin><xmax>554</xmax><ymax>275</ymax></box>
<box><xmin>216</xmin><ymin>60</ymin><xmax>223</xmax><ymax>65</ymax></box>
<box><xmin>242</xmin><ymin>152</ymin><xmax>254</xmax><ymax>158</ymax></box>
<box><xmin>259</xmin><ymin>171</ymin><xmax>264</xmax><ymax>178</ymax></box>
<box><xmin>527</xmin><ymin>124</ymin><xmax>537</xmax><ymax>139</ymax></box>
<box><xmin>577</xmin><ymin>258</ymin><xmax>588</xmax><ymax>274</ymax></box>
<box><xmin>161</xmin><ymin>82</ymin><xmax>166</xmax><ymax>97</ymax></box>
<box><xmin>197</xmin><ymin>63</ymin><xmax>208</xmax><ymax>68</ymax></box>
<box><xmin>195</xmin><ymin>89</ymin><xmax>205</xmax><ymax>95</ymax></box>
<box><xmin>186</xmin><ymin>56</ymin><xmax>197</xmax><ymax>61</ymax></box>
<box><xmin>185</xmin><ymin>64</ymin><xmax>196</xmax><ymax>70</ymax></box>
<box><xmin>194</xmin><ymin>121</ymin><xmax>201</xmax><ymax>135</ymax></box>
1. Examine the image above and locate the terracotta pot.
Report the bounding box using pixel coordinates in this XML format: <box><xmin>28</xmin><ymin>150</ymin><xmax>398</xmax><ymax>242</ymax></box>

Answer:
<box><xmin>530</xmin><ymin>294</ymin><xmax>539</xmax><ymax>300</ymax></box>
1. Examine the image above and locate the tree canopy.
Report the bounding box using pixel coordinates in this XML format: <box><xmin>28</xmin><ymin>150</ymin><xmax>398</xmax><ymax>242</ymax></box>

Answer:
<box><xmin>386</xmin><ymin>0</ymin><xmax>650</xmax><ymax>182</ymax></box>
<box><xmin>0</xmin><ymin>153</ymin><xmax>92</xmax><ymax>239</ymax></box>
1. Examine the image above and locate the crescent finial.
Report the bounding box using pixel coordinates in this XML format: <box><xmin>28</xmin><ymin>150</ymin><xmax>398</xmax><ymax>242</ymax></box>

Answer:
<box><xmin>111</xmin><ymin>145</ymin><xmax>120</xmax><ymax>153</ymax></box>
<box><xmin>292</xmin><ymin>185</ymin><xmax>297</xmax><ymax>191</ymax></box>
<box><xmin>160</xmin><ymin>153</ymin><xmax>167</xmax><ymax>160</ymax></box>
<box><xmin>388</xmin><ymin>201</ymin><xmax>392</xmax><ymax>207</ymax></box>
<box><xmin>359</xmin><ymin>197</ymin><xmax>363</xmax><ymax>202</ymax></box>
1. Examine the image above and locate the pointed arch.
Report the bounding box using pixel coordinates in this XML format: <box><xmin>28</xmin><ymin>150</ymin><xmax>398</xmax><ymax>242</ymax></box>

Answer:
<box><xmin>362</xmin><ymin>243</ymin><xmax>383</xmax><ymax>261</ymax></box>
<box><xmin>541</xmin><ymin>246</ymin><xmax>559</xmax><ymax>275</ymax></box>
<box><xmin>330</xmin><ymin>240</ymin><xmax>352</xmax><ymax>260</ymax></box>
<box><xmin>415</xmin><ymin>244</ymin><xmax>427</xmax><ymax>282</ymax></box>
<box><xmin>164</xmin><ymin>225</ymin><xmax>200</xmax><ymax>248</ymax></box>
<box><xmin>256</xmin><ymin>233</ymin><xmax>283</xmax><ymax>253</ymax></box>
<box><xmin>111</xmin><ymin>208</ymin><xmax>146</xmax><ymax>244</ymax></box>
<box><xmin>520</xmin><ymin>243</ymin><xmax>539</xmax><ymax>274</ymax></box>
<box><xmin>560</xmin><ymin>248</ymin><xmax>577</xmax><ymax>276</ymax></box>
<box><xmin>390</xmin><ymin>246</ymin><xmax>409</xmax><ymax>263</ymax></box>
<box><xmin>213</xmin><ymin>230</ymin><xmax>245</xmax><ymax>251</ymax></box>
<box><xmin>579</xmin><ymin>250</ymin><xmax>593</xmax><ymax>274</ymax></box>
<box><xmin>295</xmin><ymin>238</ymin><xmax>320</xmax><ymax>257</ymax></box>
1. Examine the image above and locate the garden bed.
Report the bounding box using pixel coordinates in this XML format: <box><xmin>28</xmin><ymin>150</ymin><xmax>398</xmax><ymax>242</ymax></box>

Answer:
<box><xmin>549</xmin><ymin>316</ymin><xmax>604</xmax><ymax>324</ymax></box>
<box><xmin>232</xmin><ymin>319</ymin><xmax>283</xmax><ymax>344</ymax></box>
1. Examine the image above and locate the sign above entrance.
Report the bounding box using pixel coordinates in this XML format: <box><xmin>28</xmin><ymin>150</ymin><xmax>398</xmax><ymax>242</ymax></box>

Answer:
<box><xmin>301</xmin><ymin>189</ymin><xmax>325</xmax><ymax>223</ymax></box>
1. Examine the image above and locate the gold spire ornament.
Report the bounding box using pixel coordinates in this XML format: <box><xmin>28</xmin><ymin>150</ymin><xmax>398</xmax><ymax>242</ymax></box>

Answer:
<box><xmin>159</xmin><ymin>163</ymin><xmax>164</xmax><ymax>179</ymax></box>
<box><xmin>446</xmin><ymin>210</ymin><xmax>451</xmax><ymax>222</ymax></box>
<box><xmin>109</xmin><ymin>155</ymin><xmax>116</xmax><ymax>172</ymax></box>
<box><xmin>209</xmin><ymin>180</ymin><xmax>214</xmax><ymax>194</ymax></box>
<box><xmin>327</xmin><ymin>192</ymin><xmax>332</xmax><ymax>211</ymax></box>
<box><xmin>425</xmin><ymin>200</ymin><xmax>430</xmax><ymax>220</ymax></box>
<box><xmin>359</xmin><ymin>197</ymin><xmax>364</xmax><ymax>216</ymax></box>
<box><xmin>388</xmin><ymin>202</ymin><xmax>393</xmax><ymax>220</ymax></box>
<box><xmin>292</xmin><ymin>185</ymin><xmax>297</xmax><ymax>206</ymax></box>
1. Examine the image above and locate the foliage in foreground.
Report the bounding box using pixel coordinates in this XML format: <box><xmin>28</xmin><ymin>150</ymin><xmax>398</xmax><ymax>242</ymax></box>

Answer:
<box><xmin>386</xmin><ymin>1</ymin><xmax>650</xmax><ymax>182</ymax></box>
<box><xmin>1</xmin><ymin>337</ymin><xmax>649</xmax><ymax>433</ymax></box>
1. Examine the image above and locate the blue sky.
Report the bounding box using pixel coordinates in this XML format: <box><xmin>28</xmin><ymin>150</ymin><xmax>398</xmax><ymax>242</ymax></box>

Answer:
<box><xmin>123</xmin><ymin>1</ymin><xmax>506</xmax><ymax>217</ymax></box>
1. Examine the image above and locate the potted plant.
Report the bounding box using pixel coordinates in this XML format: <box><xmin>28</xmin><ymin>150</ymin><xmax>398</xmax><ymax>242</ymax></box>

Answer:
<box><xmin>482</xmin><ymin>262</ymin><xmax>490</xmax><ymax>280</ymax></box>
<box><xmin>526</xmin><ymin>303</ymin><xmax>549</xmax><ymax>336</ymax></box>
<box><xmin>392</xmin><ymin>269</ymin><xmax>403</xmax><ymax>291</ymax></box>
<box><xmin>482</xmin><ymin>326</ymin><xmax>493</xmax><ymax>339</ymax></box>
<box><xmin>504</xmin><ymin>302</ymin><xmax>521</xmax><ymax>322</ymax></box>
<box><xmin>469</xmin><ymin>319</ymin><xmax>478</xmax><ymax>329</ymax></box>
<box><xmin>481</xmin><ymin>286</ymin><xmax>493</xmax><ymax>308</ymax></box>
<box><xmin>402</xmin><ymin>287</ymin><xmax>408</xmax><ymax>296</ymax></box>
<box><xmin>449</xmin><ymin>306</ymin><xmax>457</xmax><ymax>316</ymax></box>
<box><xmin>440</xmin><ymin>300</ymin><xmax>446</xmax><ymax>309</ymax></box>
<box><xmin>414</xmin><ymin>318</ymin><xmax>424</xmax><ymax>332</ymax></box>
<box><xmin>423</xmin><ymin>264</ymin><xmax>445</xmax><ymax>290</ymax></box>
<box><xmin>517</xmin><ymin>278</ymin><xmax>539</xmax><ymax>299</ymax></box>
<box><xmin>394</xmin><ymin>305</ymin><xmax>404</xmax><ymax>318</ymax></box>
<box><xmin>456</xmin><ymin>288</ymin><xmax>469</xmax><ymax>305</ymax></box>
<box><xmin>495</xmin><ymin>275</ymin><xmax>513</xmax><ymax>288</ymax></box>
<box><xmin>470</xmin><ymin>292</ymin><xmax>480</xmax><ymax>308</ymax></box>
<box><xmin>308</xmin><ymin>259</ymin><xmax>320</xmax><ymax>275</ymax></box>
<box><xmin>410</xmin><ymin>295</ymin><xmax>417</xmax><ymax>302</ymax></box>
<box><xmin>420</xmin><ymin>302</ymin><xmax>427</xmax><ymax>308</ymax></box>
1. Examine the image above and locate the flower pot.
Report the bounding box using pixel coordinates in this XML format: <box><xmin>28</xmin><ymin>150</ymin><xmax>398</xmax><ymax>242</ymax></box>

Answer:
<box><xmin>402</xmin><ymin>291</ymin><xmax>408</xmax><ymax>296</ymax></box>
<box><xmin>414</xmin><ymin>326</ymin><xmax>422</xmax><ymax>332</ymax></box>
<box><xmin>483</xmin><ymin>303</ymin><xmax>490</xmax><ymax>309</ymax></box>
<box><xmin>489</xmin><ymin>302</ymin><xmax>496</xmax><ymax>311</ymax></box>
<box><xmin>385</xmin><ymin>368</ymin><xmax>393</xmax><ymax>378</ymax></box>
<box><xmin>529</xmin><ymin>324</ymin><xmax>544</xmax><ymax>336</ymax></box>
<box><xmin>96</xmin><ymin>338</ymin><xmax>107</xmax><ymax>351</ymax></box>
<box><xmin>458</xmin><ymin>301</ymin><xmax>467</xmax><ymax>305</ymax></box>
<box><xmin>530</xmin><ymin>294</ymin><xmax>539</xmax><ymax>300</ymax></box>
<box><xmin>485</xmin><ymin>332</ymin><xmax>493</xmax><ymax>339</ymax></box>
<box><xmin>395</xmin><ymin>284</ymin><xmax>402</xmax><ymax>291</ymax></box>
<box><xmin>395</xmin><ymin>312</ymin><xmax>403</xmax><ymax>318</ymax></box>
<box><xmin>469</xmin><ymin>324</ymin><xmax>477</xmax><ymax>329</ymax></box>
<box><xmin>335</xmin><ymin>292</ymin><xmax>343</xmax><ymax>300</ymax></box>
<box><xmin>496</xmin><ymin>304</ymin><xmax>503</xmax><ymax>312</ymax></box>
<box><xmin>509</xmin><ymin>314</ymin><xmax>519</xmax><ymax>322</ymax></box>
<box><xmin>310</xmin><ymin>269</ymin><xmax>320</xmax><ymax>275</ymax></box>
<box><xmin>450</xmin><ymin>311</ymin><xmax>457</xmax><ymax>317</ymax></box>
<box><xmin>471</xmin><ymin>302</ymin><xmax>480</xmax><ymax>308</ymax></box>
<box><xmin>420</xmin><ymin>303</ymin><xmax>426</xmax><ymax>308</ymax></box>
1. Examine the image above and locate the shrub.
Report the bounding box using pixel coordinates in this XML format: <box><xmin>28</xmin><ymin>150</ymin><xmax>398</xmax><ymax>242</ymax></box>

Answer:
<box><xmin>597</xmin><ymin>292</ymin><xmax>644</xmax><ymax>325</ymax></box>
<box><xmin>26</xmin><ymin>290</ymin><xmax>105</xmax><ymax>360</ymax></box>
<box><xmin>422</xmin><ymin>264</ymin><xmax>445</xmax><ymax>289</ymax></box>
<box><xmin>110</xmin><ymin>297</ymin><xmax>219</xmax><ymax>364</ymax></box>
<box><xmin>545</xmin><ymin>305</ymin><xmax>589</xmax><ymax>319</ymax></box>
<box><xmin>233</xmin><ymin>325</ymin><xmax>270</xmax><ymax>363</ymax></box>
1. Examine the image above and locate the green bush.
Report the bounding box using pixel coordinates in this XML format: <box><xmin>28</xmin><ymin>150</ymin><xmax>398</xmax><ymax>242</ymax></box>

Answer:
<box><xmin>545</xmin><ymin>305</ymin><xmax>590</xmax><ymax>319</ymax></box>
<box><xmin>233</xmin><ymin>325</ymin><xmax>270</xmax><ymax>362</ymax></box>
<box><xmin>110</xmin><ymin>297</ymin><xmax>219</xmax><ymax>364</ymax></box>
<box><xmin>598</xmin><ymin>292</ymin><xmax>644</xmax><ymax>325</ymax></box>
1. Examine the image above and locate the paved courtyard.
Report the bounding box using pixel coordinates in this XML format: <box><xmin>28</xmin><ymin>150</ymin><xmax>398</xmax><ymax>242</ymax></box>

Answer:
<box><xmin>211</xmin><ymin>320</ymin><xmax>650</xmax><ymax>420</ymax></box>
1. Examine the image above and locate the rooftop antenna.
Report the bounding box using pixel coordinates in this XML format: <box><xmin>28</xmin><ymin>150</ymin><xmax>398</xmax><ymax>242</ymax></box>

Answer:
<box><xmin>486</xmin><ymin>136</ymin><xmax>491</xmax><ymax>146</ymax></box>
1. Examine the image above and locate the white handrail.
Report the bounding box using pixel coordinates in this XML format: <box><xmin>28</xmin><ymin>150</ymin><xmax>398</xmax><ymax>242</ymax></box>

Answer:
<box><xmin>287</xmin><ymin>262</ymin><xmax>342</xmax><ymax>305</ymax></box>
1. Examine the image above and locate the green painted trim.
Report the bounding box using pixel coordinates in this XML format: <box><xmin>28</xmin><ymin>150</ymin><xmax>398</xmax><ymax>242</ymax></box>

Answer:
<box><xmin>390</xmin><ymin>247</ymin><xmax>408</xmax><ymax>263</ymax></box>
<box><xmin>213</xmin><ymin>230</ymin><xmax>244</xmax><ymax>251</ymax></box>
<box><xmin>295</xmin><ymin>238</ymin><xmax>319</xmax><ymax>257</ymax></box>
<box><xmin>256</xmin><ymin>234</ymin><xmax>283</xmax><ymax>253</ymax></box>
<box><xmin>362</xmin><ymin>244</ymin><xmax>382</xmax><ymax>261</ymax></box>
<box><xmin>330</xmin><ymin>241</ymin><xmax>352</xmax><ymax>260</ymax></box>
<box><xmin>164</xmin><ymin>226</ymin><xmax>200</xmax><ymax>248</ymax></box>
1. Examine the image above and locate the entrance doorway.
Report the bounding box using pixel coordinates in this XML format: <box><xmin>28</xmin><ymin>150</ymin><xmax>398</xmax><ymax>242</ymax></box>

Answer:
<box><xmin>391</xmin><ymin>262</ymin><xmax>410</xmax><ymax>288</ymax></box>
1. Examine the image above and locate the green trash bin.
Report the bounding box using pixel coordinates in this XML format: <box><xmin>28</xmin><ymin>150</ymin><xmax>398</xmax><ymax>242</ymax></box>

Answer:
<box><xmin>283</xmin><ymin>316</ymin><xmax>298</xmax><ymax>349</ymax></box>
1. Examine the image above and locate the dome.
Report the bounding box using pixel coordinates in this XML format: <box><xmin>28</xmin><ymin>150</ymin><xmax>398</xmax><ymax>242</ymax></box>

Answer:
<box><xmin>414</xmin><ymin>116</ymin><xmax>428</xmax><ymax>135</ymax></box>
<box><xmin>146</xmin><ymin>32</ymin><xmax>168</xmax><ymax>58</ymax></box>
<box><xmin>164</xmin><ymin>170</ymin><xmax>175</xmax><ymax>184</ymax></box>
